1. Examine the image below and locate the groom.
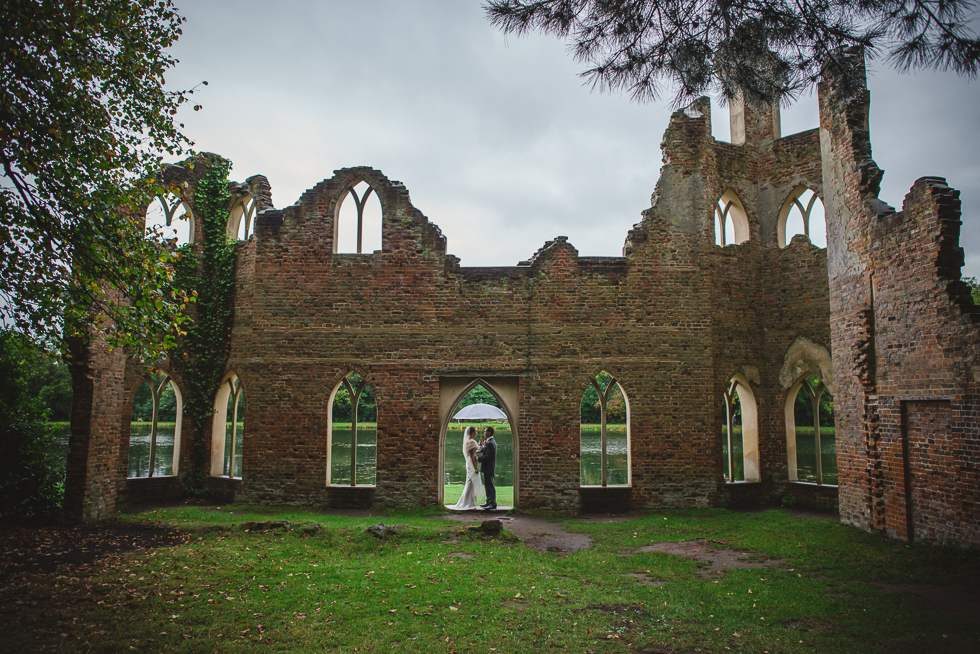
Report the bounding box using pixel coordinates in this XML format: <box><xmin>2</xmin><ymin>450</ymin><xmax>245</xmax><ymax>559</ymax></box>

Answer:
<box><xmin>477</xmin><ymin>426</ymin><xmax>497</xmax><ymax>510</ymax></box>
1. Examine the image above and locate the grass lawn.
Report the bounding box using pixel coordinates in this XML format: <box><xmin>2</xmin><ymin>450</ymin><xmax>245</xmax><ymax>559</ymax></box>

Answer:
<box><xmin>443</xmin><ymin>485</ymin><xmax>514</xmax><ymax>507</ymax></box>
<box><xmin>1</xmin><ymin>505</ymin><xmax>977</xmax><ymax>653</ymax></box>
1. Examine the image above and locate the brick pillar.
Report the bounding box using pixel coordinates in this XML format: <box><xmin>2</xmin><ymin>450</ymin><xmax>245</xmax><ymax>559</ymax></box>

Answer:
<box><xmin>63</xmin><ymin>335</ymin><xmax>127</xmax><ymax>522</ymax></box>
<box><xmin>818</xmin><ymin>48</ymin><xmax>883</xmax><ymax>533</ymax></box>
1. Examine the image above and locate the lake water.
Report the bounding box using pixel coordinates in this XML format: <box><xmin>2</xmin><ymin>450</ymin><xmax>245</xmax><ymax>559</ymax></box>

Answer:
<box><xmin>579</xmin><ymin>427</ymin><xmax>629</xmax><ymax>486</ymax></box>
<box><xmin>722</xmin><ymin>427</ymin><xmax>837</xmax><ymax>485</ymax></box>
<box><xmin>443</xmin><ymin>426</ymin><xmax>514</xmax><ymax>487</ymax></box>
<box><xmin>794</xmin><ymin>429</ymin><xmax>838</xmax><ymax>485</ymax></box>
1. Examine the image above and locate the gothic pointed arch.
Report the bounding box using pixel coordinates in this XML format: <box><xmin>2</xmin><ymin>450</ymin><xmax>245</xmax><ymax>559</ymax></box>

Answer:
<box><xmin>144</xmin><ymin>191</ymin><xmax>194</xmax><ymax>245</ymax></box>
<box><xmin>327</xmin><ymin>370</ymin><xmax>378</xmax><ymax>486</ymax></box>
<box><xmin>334</xmin><ymin>179</ymin><xmax>382</xmax><ymax>254</ymax></box>
<box><xmin>777</xmin><ymin>185</ymin><xmax>826</xmax><ymax>248</ymax></box>
<box><xmin>714</xmin><ymin>189</ymin><xmax>750</xmax><ymax>246</ymax></box>
<box><xmin>438</xmin><ymin>376</ymin><xmax>519</xmax><ymax>507</ymax></box>
<box><xmin>722</xmin><ymin>370</ymin><xmax>759</xmax><ymax>483</ymax></box>
<box><xmin>211</xmin><ymin>372</ymin><xmax>245</xmax><ymax>478</ymax></box>
<box><xmin>128</xmin><ymin>371</ymin><xmax>183</xmax><ymax>478</ymax></box>
<box><xmin>580</xmin><ymin>370</ymin><xmax>631</xmax><ymax>487</ymax></box>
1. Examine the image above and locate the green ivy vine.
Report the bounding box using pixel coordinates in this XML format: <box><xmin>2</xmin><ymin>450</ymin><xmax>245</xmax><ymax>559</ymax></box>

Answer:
<box><xmin>172</xmin><ymin>156</ymin><xmax>237</xmax><ymax>494</ymax></box>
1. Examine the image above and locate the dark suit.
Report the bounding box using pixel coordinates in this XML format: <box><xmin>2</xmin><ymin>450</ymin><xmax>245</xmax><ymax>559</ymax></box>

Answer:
<box><xmin>477</xmin><ymin>437</ymin><xmax>497</xmax><ymax>508</ymax></box>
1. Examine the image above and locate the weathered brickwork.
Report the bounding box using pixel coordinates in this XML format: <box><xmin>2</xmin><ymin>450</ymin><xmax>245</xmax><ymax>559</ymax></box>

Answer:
<box><xmin>64</xmin><ymin>51</ymin><xmax>977</xmax><ymax>545</ymax></box>
<box><xmin>821</xmin><ymin>49</ymin><xmax>980</xmax><ymax>546</ymax></box>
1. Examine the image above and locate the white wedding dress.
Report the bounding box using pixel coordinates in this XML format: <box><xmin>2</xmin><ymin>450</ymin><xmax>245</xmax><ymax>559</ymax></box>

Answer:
<box><xmin>452</xmin><ymin>438</ymin><xmax>484</xmax><ymax>510</ymax></box>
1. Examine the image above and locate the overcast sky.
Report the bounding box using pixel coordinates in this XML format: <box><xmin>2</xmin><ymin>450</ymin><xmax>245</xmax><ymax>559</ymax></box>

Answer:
<box><xmin>165</xmin><ymin>1</ymin><xmax>980</xmax><ymax>277</ymax></box>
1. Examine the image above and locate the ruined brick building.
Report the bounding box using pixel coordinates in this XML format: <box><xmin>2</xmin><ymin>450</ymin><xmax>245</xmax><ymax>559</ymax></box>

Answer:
<box><xmin>65</xmin><ymin>51</ymin><xmax>979</xmax><ymax>546</ymax></box>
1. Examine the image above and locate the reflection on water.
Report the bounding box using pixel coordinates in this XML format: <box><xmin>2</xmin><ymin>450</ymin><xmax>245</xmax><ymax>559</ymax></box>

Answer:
<box><xmin>722</xmin><ymin>427</ymin><xmax>745</xmax><ymax>481</ymax></box>
<box><xmin>579</xmin><ymin>427</ymin><xmax>628</xmax><ymax>485</ymax></box>
<box><xmin>330</xmin><ymin>426</ymin><xmax>377</xmax><ymax>485</ymax></box>
<box><xmin>128</xmin><ymin>422</ymin><xmax>176</xmax><ymax>478</ymax></box>
<box><xmin>795</xmin><ymin>429</ymin><xmax>838</xmax><ymax>485</ymax></box>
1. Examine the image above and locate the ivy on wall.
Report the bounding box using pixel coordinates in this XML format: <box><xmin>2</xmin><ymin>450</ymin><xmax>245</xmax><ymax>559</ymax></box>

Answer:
<box><xmin>172</xmin><ymin>156</ymin><xmax>236</xmax><ymax>493</ymax></box>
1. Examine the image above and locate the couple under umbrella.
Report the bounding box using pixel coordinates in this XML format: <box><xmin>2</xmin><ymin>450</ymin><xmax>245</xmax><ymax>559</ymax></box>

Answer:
<box><xmin>453</xmin><ymin>425</ymin><xmax>497</xmax><ymax>510</ymax></box>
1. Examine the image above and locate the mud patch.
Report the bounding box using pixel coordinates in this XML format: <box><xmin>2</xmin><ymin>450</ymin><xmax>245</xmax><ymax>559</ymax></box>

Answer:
<box><xmin>434</xmin><ymin>513</ymin><xmax>591</xmax><ymax>552</ymax></box>
<box><xmin>0</xmin><ymin>521</ymin><xmax>186</xmax><ymax>580</ymax></box>
<box><xmin>638</xmin><ymin>539</ymin><xmax>784</xmax><ymax>578</ymax></box>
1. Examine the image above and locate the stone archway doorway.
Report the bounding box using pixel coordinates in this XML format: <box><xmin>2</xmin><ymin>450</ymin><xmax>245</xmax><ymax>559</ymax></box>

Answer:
<box><xmin>438</xmin><ymin>376</ymin><xmax>519</xmax><ymax>509</ymax></box>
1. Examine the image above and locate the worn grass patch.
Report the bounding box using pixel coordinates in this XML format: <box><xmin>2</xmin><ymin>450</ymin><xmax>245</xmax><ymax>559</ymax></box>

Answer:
<box><xmin>0</xmin><ymin>506</ymin><xmax>976</xmax><ymax>653</ymax></box>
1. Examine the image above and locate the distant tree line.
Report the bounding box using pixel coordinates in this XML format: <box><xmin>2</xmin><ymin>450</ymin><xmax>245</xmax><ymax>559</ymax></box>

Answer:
<box><xmin>132</xmin><ymin>378</ymin><xmax>179</xmax><ymax>423</ymax></box>
<box><xmin>581</xmin><ymin>372</ymin><xmax>627</xmax><ymax>424</ymax></box>
<box><xmin>332</xmin><ymin>380</ymin><xmax>378</xmax><ymax>423</ymax></box>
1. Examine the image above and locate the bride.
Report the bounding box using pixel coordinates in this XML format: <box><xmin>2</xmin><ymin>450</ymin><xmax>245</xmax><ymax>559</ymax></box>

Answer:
<box><xmin>452</xmin><ymin>426</ymin><xmax>484</xmax><ymax>510</ymax></box>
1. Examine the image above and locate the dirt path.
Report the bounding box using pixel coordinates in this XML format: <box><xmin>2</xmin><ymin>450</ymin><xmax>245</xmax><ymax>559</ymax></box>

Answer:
<box><xmin>436</xmin><ymin>511</ymin><xmax>593</xmax><ymax>552</ymax></box>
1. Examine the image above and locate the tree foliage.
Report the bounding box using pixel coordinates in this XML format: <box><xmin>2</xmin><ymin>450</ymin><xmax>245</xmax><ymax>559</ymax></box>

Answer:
<box><xmin>965</xmin><ymin>276</ymin><xmax>980</xmax><ymax>305</ymax></box>
<box><xmin>0</xmin><ymin>330</ymin><xmax>65</xmax><ymax>522</ymax></box>
<box><xmin>332</xmin><ymin>374</ymin><xmax>378</xmax><ymax>423</ymax></box>
<box><xmin>581</xmin><ymin>372</ymin><xmax>627</xmax><ymax>424</ymax></box>
<box><xmin>484</xmin><ymin>0</ymin><xmax>980</xmax><ymax>106</ymax></box>
<box><xmin>451</xmin><ymin>385</ymin><xmax>499</xmax><ymax>417</ymax></box>
<box><xmin>19</xmin><ymin>340</ymin><xmax>73</xmax><ymax>422</ymax></box>
<box><xmin>0</xmin><ymin>0</ymin><xmax>202</xmax><ymax>360</ymax></box>
<box><xmin>131</xmin><ymin>375</ymin><xmax>178</xmax><ymax>423</ymax></box>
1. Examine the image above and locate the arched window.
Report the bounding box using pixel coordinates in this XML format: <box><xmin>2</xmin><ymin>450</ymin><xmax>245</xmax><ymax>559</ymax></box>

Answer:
<box><xmin>145</xmin><ymin>192</ymin><xmax>194</xmax><ymax>246</ymax></box>
<box><xmin>210</xmin><ymin>373</ymin><xmax>245</xmax><ymax>478</ymax></box>
<box><xmin>128</xmin><ymin>373</ymin><xmax>182</xmax><ymax>478</ymax></box>
<box><xmin>328</xmin><ymin>372</ymin><xmax>377</xmax><ymax>486</ymax></box>
<box><xmin>785</xmin><ymin>376</ymin><xmax>836</xmax><ymax>485</ymax></box>
<box><xmin>722</xmin><ymin>374</ymin><xmax>759</xmax><ymax>483</ymax></box>
<box><xmin>580</xmin><ymin>371</ymin><xmax>630</xmax><ymax>486</ymax></box>
<box><xmin>443</xmin><ymin>382</ymin><xmax>513</xmax><ymax>505</ymax></box>
<box><xmin>714</xmin><ymin>189</ymin><xmax>750</xmax><ymax>247</ymax></box>
<box><xmin>227</xmin><ymin>194</ymin><xmax>258</xmax><ymax>240</ymax></box>
<box><xmin>777</xmin><ymin>186</ymin><xmax>826</xmax><ymax>248</ymax></box>
<box><xmin>334</xmin><ymin>181</ymin><xmax>382</xmax><ymax>254</ymax></box>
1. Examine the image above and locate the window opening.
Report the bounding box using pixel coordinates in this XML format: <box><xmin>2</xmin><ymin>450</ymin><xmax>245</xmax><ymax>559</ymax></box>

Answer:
<box><xmin>580</xmin><ymin>371</ymin><xmax>630</xmax><ymax>486</ymax></box>
<box><xmin>329</xmin><ymin>372</ymin><xmax>377</xmax><ymax>486</ymax></box>
<box><xmin>335</xmin><ymin>181</ymin><xmax>382</xmax><ymax>254</ymax></box>
<box><xmin>722</xmin><ymin>373</ymin><xmax>760</xmax><ymax>483</ymax></box>
<box><xmin>778</xmin><ymin>187</ymin><xmax>826</xmax><ymax>248</ymax></box>
<box><xmin>714</xmin><ymin>190</ymin><xmax>749</xmax><ymax>246</ymax></box>
<box><xmin>210</xmin><ymin>374</ymin><xmax>244</xmax><ymax>479</ymax></box>
<box><xmin>228</xmin><ymin>195</ymin><xmax>258</xmax><ymax>240</ymax></box>
<box><xmin>129</xmin><ymin>373</ymin><xmax>181</xmax><ymax>478</ymax></box>
<box><xmin>145</xmin><ymin>193</ymin><xmax>192</xmax><ymax>246</ymax></box>
<box><xmin>790</xmin><ymin>376</ymin><xmax>837</xmax><ymax>485</ymax></box>
<box><xmin>444</xmin><ymin>383</ymin><xmax>512</xmax><ymax>507</ymax></box>
<box><xmin>722</xmin><ymin>379</ymin><xmax>743</xmax><ymax>482</ymax></box>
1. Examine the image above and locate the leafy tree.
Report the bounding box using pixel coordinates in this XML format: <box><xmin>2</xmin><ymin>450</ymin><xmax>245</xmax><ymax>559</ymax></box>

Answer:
<box><xmin>484</xmin><ymin>0</ymin><xmax>980</xmax><ymax>106</ymax></box>
<box><xmin>452</xmin><ymin>385</ymin><xmax>499</xmax><ymax>416</ymax></box>
<box><xmin>133</xmin><ymin>380</ymin><xmax>155</xmax><ymax>422</ymax></box>
<box><xmin>965</xmin><ymin>276</ymin><xmax>980</xmax><ymax>305</ymax></box>
<box><xmin>130</xmin><ymin>375</ymin><xmax>178</xmax><ymax>423</ymax></box>
<box><xmin>0</xmin><ymin>330</ymin><xmax>65</xmax><ymax>522</ymax></box>
<box><xmin>20</xmin><ymin>342</ymin><xmax>73</xmax><ymax>422</ymax></box>
<box><xmin>581</xmin><ymin>372</ymin><xmax>626</xmax><ymax>424</ymax></box>
<box><xmin>794</xmin><ymin>376</ymin><xmax>834</xmax><ymax>427</ymax></box>
<box><xmin>332</xmin><ymin>375</ymin><xmax>377</xmax><ymax>423</ymax></box>
<box><xmin>0</xmin><ymin>0</ymin><xmax>202</xmax><ymax>360</ymax></box>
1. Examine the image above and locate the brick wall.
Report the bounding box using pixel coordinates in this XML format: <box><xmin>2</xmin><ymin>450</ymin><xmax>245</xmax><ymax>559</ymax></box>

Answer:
<box><xmin>821</xmin><ymin>49</ymin><xmax>980</xmax><ymax>546</ymax></box>
<box><xmin>63</xmin><ymin>52</ymin><xmax>978</xmax><ymax>547</ymax></box>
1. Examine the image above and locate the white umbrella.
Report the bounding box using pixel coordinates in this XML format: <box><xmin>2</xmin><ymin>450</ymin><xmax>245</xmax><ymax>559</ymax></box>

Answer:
<box><xmin>452</xmin><ymin>403</ymin><xmax>507</xmax><ymax>420</ymax></box>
